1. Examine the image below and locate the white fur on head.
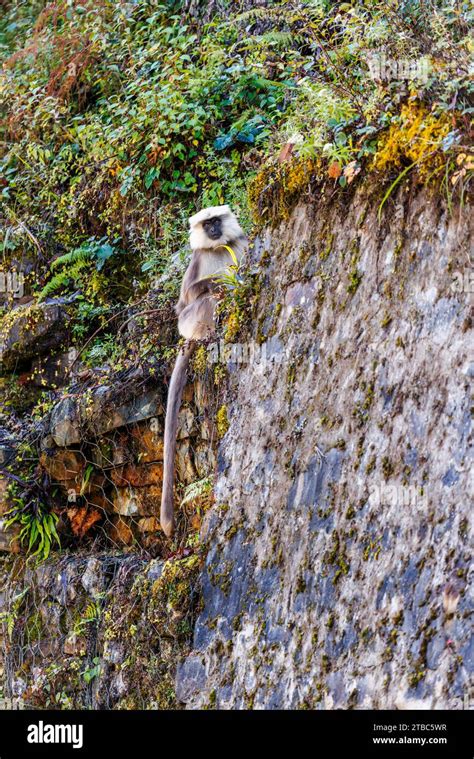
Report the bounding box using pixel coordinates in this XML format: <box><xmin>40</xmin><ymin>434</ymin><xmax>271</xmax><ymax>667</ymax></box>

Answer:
<box><xmin>189</xmin><ymin>205</ymin><xmax>230</xmax><ymax>228</ymax></box>
<box><xmin>189</xmin><ymin>205</ymin><xmax>243</xmax><ymax>250</ymax></box>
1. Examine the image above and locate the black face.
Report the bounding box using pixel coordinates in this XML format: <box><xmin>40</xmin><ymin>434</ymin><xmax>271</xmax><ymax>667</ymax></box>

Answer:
<box><xmin>202</xmin><ymin>216</ymin><xmax>223</xmax><ymax>241</ymax></box>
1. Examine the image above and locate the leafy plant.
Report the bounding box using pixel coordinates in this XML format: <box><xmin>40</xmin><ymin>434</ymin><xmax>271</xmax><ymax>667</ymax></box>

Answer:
<box><xmin>81</xmin><ymin>657</ymin><xmax>101</xmax><ymax>684</ymax></box>
<box><xmin>212</xmin><ymin>243</ymin><xmax>243</xmax><ymax>291</ymax></box>
<box><xmin>38</xmin><ymin>237</ymin><xmax>119</xmax><ymax>301</ymax></box>
<box><xmin>0</xmin><ymin>587</ymin><xmax>29</xmax><ymax>642</ymax></box>
<box><xmin>74</xmin><ymin>601</ymin><xmax>102</xmax><ymax>634</ymax></box>
<box><xmin>0</xmin><ymin>0</ymin><xmax>472</xmax><ymax>355</ymax></box>
<box><xmin>5</xmin><ymin>500</ymin><xmax>60</xmax><ymax>561</ymax></box>
<box><xmin>181</xmin><ymin>477</ymin><xmax>213</xmax><ymax>507</ymax></box>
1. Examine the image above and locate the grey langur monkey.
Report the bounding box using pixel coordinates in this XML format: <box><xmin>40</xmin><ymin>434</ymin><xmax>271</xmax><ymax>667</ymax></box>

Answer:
<box><xmin>160</xmin><ymin>205</ymin><xmax>247</xmax><ymax>537</ymax></box>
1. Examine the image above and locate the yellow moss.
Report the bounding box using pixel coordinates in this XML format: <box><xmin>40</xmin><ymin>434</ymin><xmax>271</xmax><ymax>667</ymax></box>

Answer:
<box><xmin>285</xmin><ymin>158</ymin><xmax>320</xmax><ymax>196</ymax></box>
<box><xmin>151</xmin><ymin>554</ymin><xmax>201</xmax><ymax>611</ymax></box>
<box><xmin>192</xmin><ymin>344</ymin><xmax>207</xmax><ymax>374</ymax></box>
<box><xmin>248</xmin><ymin>157</ymin><xmax>322</xmax><ymax>225</ymax></box>
<box><xmin>373</xmin><ymin>103</ymin><xmax>451</xmax><ymax>176</ymax></box>
<box><xmin>147</xmin><ymin>553</ymin><xmax>202</xmax><ymax>640</ymax></box>
<box><xmin>213</xmin><ymin>362</ymin><xmax>227</xmax><ymax>386</ymax></box>
<box><xmin>216</xmin><ymin>404</ymin><xmax>229</xmax><ymax>438</ymax></box>
<box><xmin>224</xmin><ymin>311</ymin><xmax>241</xmax><ymax>342</ymax></box>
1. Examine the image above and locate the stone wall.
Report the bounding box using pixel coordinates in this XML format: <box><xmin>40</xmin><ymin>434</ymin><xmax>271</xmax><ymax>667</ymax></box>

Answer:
<box><xmin>0</xmin><ymin>305</ymin><xmax>217</xmax><ymax>707</ymax></box>
<box><xmin>0</xmin><ymin>551</ymin><xmax>201</xmax><ymax>709</ymax></box>
<box><xmin>0</xmin><ymin>355</ymin><xmax>217</xmax><ymax>553</ymax></box>
<box><xmin>176</xmin><ymin>183</ymin><xmax>473</xmax><ymax>709</ymax></box>
<box><xmin>37</xmin><ymin>368</ymin><xmax>215</xmax><ymax>551</ymax></box>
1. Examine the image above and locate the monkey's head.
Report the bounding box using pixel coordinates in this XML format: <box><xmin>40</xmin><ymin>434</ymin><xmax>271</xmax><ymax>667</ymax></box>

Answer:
<box><xmin>189</xmin><ymin>205</ymin><xmax>243</xmax><ymax>250</ymax></box>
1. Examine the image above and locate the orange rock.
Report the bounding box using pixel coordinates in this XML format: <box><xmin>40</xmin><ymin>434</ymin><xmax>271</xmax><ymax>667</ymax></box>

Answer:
<box><xmin>40</xmin><ymin>449</ymin><xmax>85</xmax><ymax>482</ymax></box>
<box><xmin>67</xmin><ymin>506</ymin><xmax>102</xmax><ymax>537</ymax></box>
<box><xmin>130</xmin><ymin>424</ymin><xmax>164</xmax><ymax>463</ymax></box>
<box><xmin>111</xmin><ymin>462</ymin><xmax>163</xmax><ymax>488</ymax></box>
<box><xmin>137</xmin><ymin>516</ymin><xmax>161</xmax><ymax>533</ymax></box>
<box><xmin>80</xmin><ymin>489</ymin><xmax>114</xmax><ymax>513</ymax></box>
<box><xmin>112</xmin><ymin>485</ymin><xmax>161</xmax><ymax>516</ymax></box>
<box><xmin>64</xmin><ymin>634</ymin><xmax>86</xmax><ymax>656</ymax></box>
<box><xmin>58</xmin><ymin>471</ymin><xmax>107</xmax><ymax>498</ymax></box>
<box><xmin>182</xmin><ymin>383</ymin><xmax>194</xmax><ymax>403</ymax></box>
<box><xmin>190</xmin><ymin>514</ymin><xmax>202</xmax><ymax>531</ymax></box>
<box><xmin>106</xmin><ymin>515</ymin><xmax>135</xmax><ymax>546</ymax></box>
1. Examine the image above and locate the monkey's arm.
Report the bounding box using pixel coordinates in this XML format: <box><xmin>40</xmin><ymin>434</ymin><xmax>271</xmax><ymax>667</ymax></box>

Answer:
<box><xmin>175</xmin><ymin>251</ymin><xmax>202</xmax><ymax>315</ymax></box>
<box><xmin>175</xmin><ymin>282</ymin><xmax>215</xmax><ymax>316</ymax></box>
<box><xmin>184</xmin><ymin>275</ymin><xmax>222</xmax><ymax>303</ymax></box>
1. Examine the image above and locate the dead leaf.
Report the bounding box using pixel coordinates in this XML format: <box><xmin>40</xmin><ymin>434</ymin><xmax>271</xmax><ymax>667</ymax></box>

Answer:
<box><xmin>465</xmin><ymin>156</ymin><xmax>474</xmax><ymax>170</ymax></box>
<box><xmin>67</xmin><ymin>506</ymin><xmax>102</xmax><ymax>537</ymax></box>
<box><xmin>343</xmin><ymin>160</ymin><xmax>361</xmax><ymax>184</ymax></box>
<box><xmin>190</xmin><ymin>514</ymin><xmax>202</xmax><ymax>531</ymax></box>
<box><xmin>328</xmin><ymin>161</ymin><xmax>342</xmax><ymax>179</ymax></box>
<box><xmin>278</xmin><ymin>142</ymin><xmax>294</xmax><ymax>164</ymax></box>
<box><xmin>450</xmin><ymin>168</ymin><xmax>466</xmax><ymax>185</ymax></box>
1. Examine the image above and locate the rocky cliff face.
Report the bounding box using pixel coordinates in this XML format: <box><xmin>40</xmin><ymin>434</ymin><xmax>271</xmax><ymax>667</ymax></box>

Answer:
<box><xmin>176</xmin><ymin>183</ymin><xmax>473</xmax><ymax>709</ymax></box>
<box><xmin>1</xmin><ymin>181</ymin><xmax>472</xmax><ymax>710</ymax></box>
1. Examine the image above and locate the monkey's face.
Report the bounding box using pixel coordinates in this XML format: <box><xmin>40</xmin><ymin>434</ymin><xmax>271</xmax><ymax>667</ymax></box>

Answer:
<box><xmin>202</xmin><ymin>216</ymin><xmax>223</xmax><ymax>241</ymax></box>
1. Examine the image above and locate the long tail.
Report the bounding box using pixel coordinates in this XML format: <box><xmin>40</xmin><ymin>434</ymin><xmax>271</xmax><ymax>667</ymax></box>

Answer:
<box><xmin>160</xmin><ymin>342</ymin><xmax>194</xmax><ymax>537</ymax></box>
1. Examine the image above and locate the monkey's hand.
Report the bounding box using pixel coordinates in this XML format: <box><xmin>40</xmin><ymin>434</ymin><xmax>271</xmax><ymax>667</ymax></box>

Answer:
<box><xmin>184</xmin><ymin>276</ymin><xmax>221</xmax><ymax>303</ymax></box>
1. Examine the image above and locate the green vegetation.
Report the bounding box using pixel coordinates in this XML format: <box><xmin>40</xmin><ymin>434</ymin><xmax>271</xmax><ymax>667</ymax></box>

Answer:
<box><xmin>1</xmin><ymin>0</ymin><xmax>294</xmax><ymax>308</ymax></box>
<box><xmin>1</xmin><ymin>1</ymin><xmax>472</xmax><ymax>325</ymax></box>
<box><xmin>5</xmin><ymin>496</ymin><xmax>60</xmax><ymax>560</ymax></box>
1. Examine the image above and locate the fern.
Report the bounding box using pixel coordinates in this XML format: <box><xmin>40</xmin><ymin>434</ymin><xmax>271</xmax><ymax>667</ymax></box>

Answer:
<box><xmin>37</xmin><ymin>270</ymin><xmax>72</xmax><ymax>301</ymax></box>
<box><xmin>234</xmin><ymin>8</ymin><xmax>288</xmax><ymax>24</ymax></box>
<box><xmin>234</xmin><ymin>3</ymin><xmax>324</xmax><ymax>27</ymax></box>
<box><xmin>38</xmin><ymin>259</ymin><xmax>91</xmax><ymax>301</ymax></box>
<box><xmin>50</xmin><ymin>246</ymin><xmax>94</xmax><ymax>270</ymax></box>
<box><xmin>73</xmin><ymin>601</ymin><xmax>101</xmax><ymax>635</ymax></box>
<box><xmin>181</xmin><ymin>476</ymin><xmax>213</xmax><ymax>506</ymax></box>
<box><xmin>83</xmin><ymin>601</ymin><xmax>101</xmax><ymax>623</ymax></box>
<box><xmin>38</xmin><ymin>237</ymin><xmax>117</xmax><ymax>301</ymax></box>
<box><xmin>253</xmin><ymin>31</ymin><xmax>296</xmax><ymax>49</ymax></box>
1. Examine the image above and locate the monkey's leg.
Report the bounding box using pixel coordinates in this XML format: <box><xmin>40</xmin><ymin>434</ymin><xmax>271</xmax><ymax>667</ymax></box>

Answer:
<box><xmin>178</xmin><ymin>296</ymin><xmax>216</xmax><ymax>340</ymax></box>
